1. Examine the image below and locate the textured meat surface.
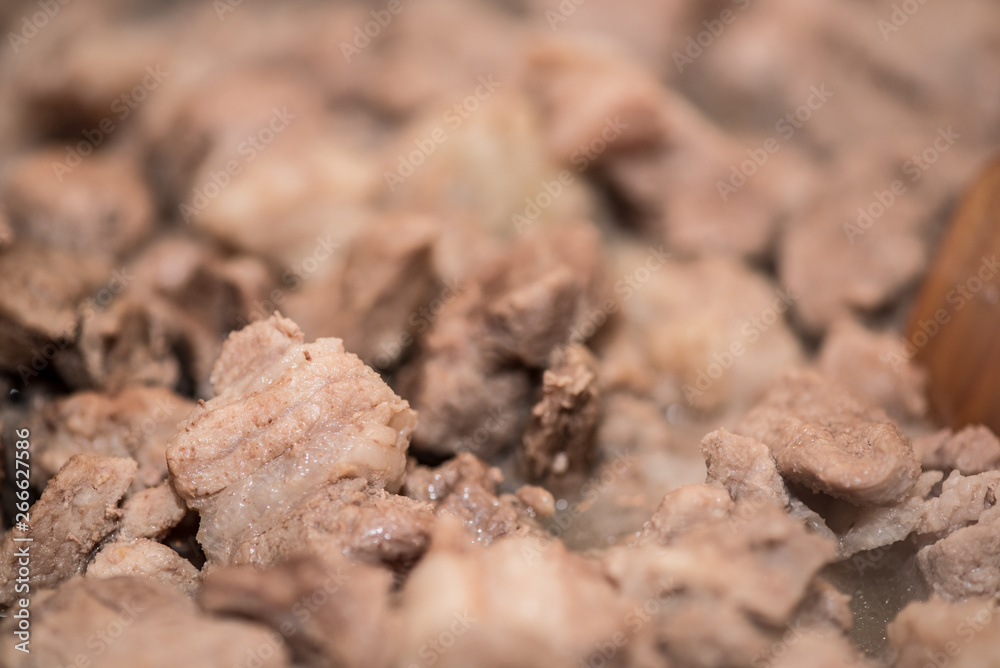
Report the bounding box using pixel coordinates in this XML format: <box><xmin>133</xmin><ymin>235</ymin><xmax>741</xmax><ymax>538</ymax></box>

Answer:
<box><xmin>402</xmin><ymin>453</ymin><xmax>550</xmax><ymax>545</ymax></box>
<box><xmin>87</xmin><ymin>538</ymin><xmax>200</xmax><ymax>596</ymax></box>
<box><xmin>0</xmin><ymin>576</ymin><xmax>290</xmax><ymax>668</ymax></box>
<box><xmin>166</xmin><ymin>314</ymin><xmax>418</xmax><ymax>565</ymax></box>
<box><xmin>520</xmin><ymin>343</ymin><xmax>601</xmax><ymax>485</ymax></box>
<box><xmin>736</xmin><ymin>369</ymin><xmax>920</xmax><ymax>505</ymax></box>
<box><xmin>637</xmin><ymin>483</ymin><xmax>734</xmax><ymax>546</ymax></box>
<box><xmin>701</xmin><ymin>427</ymin><xmax>790</xmax><ymax>508</ymax></box>
<box><xmin>117</xmin><ymin>481</ymin><xmax>188</xmax><ymax>541</ymax></box>
<box><xmin>0</xmin><ymin>455</ymin><xmax>136</xmax><ymax>606</ymax></box>
<box><xmin>30</xmin><ymin>386</ymin><xmax>194</xmax><ymax>491</ymax></box>
<box><xmin>913</xmin><ymin>425</ymin><xmax>1000</xmax><ymax>476</ymax></box>
<box><xmin>918</xmin><ymin>505</ymin><xmax>1000</xmax><ymax>601</ymax></box>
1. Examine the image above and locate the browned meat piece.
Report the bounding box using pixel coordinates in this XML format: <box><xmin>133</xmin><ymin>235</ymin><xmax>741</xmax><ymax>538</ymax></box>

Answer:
<box><xmin>202</xmin><ymin>555</ymin><xmax>394</xmax><ymax>668</ymax></box>
<box><xmin>818</xmin><ymin>318</ymin><xmax>928</xmax><ymax>420</ymax></box>
<box><xmin>395</xmin><ymin>528</ymin><xmax>630</xmax><ymax>668</ymax></box>
<box><xmin>0</xmin><ymin>455</ymin><xmax>135</xmax><ymax>605</ymax></box>
<box><xmin>636</xmin><ymin>483</ymin><xmax>734</xmax><ymax>546</ymax></box>
<box><xmin>701</xmin><ymin>427</ymin><xmax>790</xmax><ymax>508</ymax></box>
<box><xmin>284</xmin><ymin>215</ymin><xmax>438</xmax><ymax>368</ymax></box>
<box><xmin>889</xmin><ymin>596</ymin><xmax>1000</xmax><ymax>668</ymax></box>
<box><xmin>118</xmin><ymin>481</ymin><xmax>188</xmax><ymax>541</ymax></box>
<box><xmin>0</xmin><ymin>149</ymin><xmax>152</xmax><ymax>257</ymax></box>
<box><xmin>918</xmin><ymin>505</ymin><xmax>1000</xmax><ymax>601</ymax></box>
<box><xmin>736</xmin><ymin>369</ymin><xmax>920</xmax><ymax>505</ymax></box>
<box><xmin>520</xmin><ymin>344</ymin><xmax>601</xmax><ymax>485</ymax></box>
<box><xmin>914</xmin><ymin>425</ymin><xmax>1000</xmax><ymax>476</ymax></box>
<box><xmin>402</xmin><ymin>453</ymin><xmax>550</xmax><ymax>545</ymax></box>
<box><xmin>88</xmin><ymin>538</ymin><xmax>200</xmax><ymax>596</ymax></box>
<box><xmin>231</xmin><ymin>478</ymin><xmax>434</xmax><ymax>572</ymax></box>
<box><xmin>167</xmin><ymin>314</ymin><xmax>419</xmax><ymax>566</ymax></box>
<box><xmin>29</xmin><ymin>386</ymin><xmax>194</xmax><ymax>491</ymax></box>
<box><xmin>0</xmin><ymin>576</ymin><xmax>290</xmax><ymax>668</ymax></box>
<box><xmin>400</xmin><ymin>223</ymin><xmax>606</xmax><ymax>458</ymax></box>
<box><xmin>0</xmin><ymin>242</ymin><xmax>109</xmax><ymax>372</ymax></box>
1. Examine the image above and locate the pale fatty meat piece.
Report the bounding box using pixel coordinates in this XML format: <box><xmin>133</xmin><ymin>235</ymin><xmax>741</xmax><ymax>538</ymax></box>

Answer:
<box><xmin>166</xmin><ymin>314</ymin><xmax>418</xmax><ymax>566</ymax></box>
<box><xmin>117</xmin><ymin>481</ymin><xmax>188</xmax><ymax>541</ymax></box>
<box><xmin>701</xmin><ymin>427</ymin><xmax>790</xmax><ymax>508</ymax></box>
<box><xmin>0</xmin><ymin>454</ymin><xmax>135</xmax><ymax>606</ymax></box>
<box><xmin>736</xmin><ymin>369</ymin><xmax>920</xmax><ymax>506</ymax></box>
<box><xmin>636</xmin><ymin>483</ymin><xmax>734</xmax><ymax>546</ymax></box>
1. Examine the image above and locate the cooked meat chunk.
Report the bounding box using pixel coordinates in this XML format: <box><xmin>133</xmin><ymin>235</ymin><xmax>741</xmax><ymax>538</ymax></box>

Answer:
<box><xmin>0</xmin><ymin>455</ymin><xmax>135</xmax><ymax>605</ymax></box>
<box><xmin>736</xmin><ymin>369</ymin><xmax>920</xmax><ymax>505</ymax></box>
<box><xmin>167</xmin><ymin>314</ymin><xmax>418</xmax><ymax>566</ymax></box>
<box><xmin>818</xmin><ymin>318</ymin><xmax>928</xmax><ymax>420</ymax></box>
<box><xmin>836</xmin><ymin>471</ymin><xmax>942</xmax><ymax>557</ymax></box>
<box><xmin>88</xmin><ymin>539</ymin><xmax>200</xmax><ymax>596</ymax></box>
<box><xmin>399</xmin><ymin>223</ymin><xmax>606</xmax><ymax>458</ymax></box>
<box><xmin>0</xmin><ymin>241</ymin><xmax>108</xmax><ymax>371</ymax></box>
<box><xmin>284</xmin><ymin>215</ymin><xmax>438</xmax><ymax>369</ymax></box>
<box><xmin>918</xmin><ymin>505</ymin><xmax>1000</xmax><ymax>601</ymax></box>
<box><xmin>402</xmin><ymin>453</ymin><xmax>549</xmax><ymax>545</ymax></box>
<box><xmin>29</xmin><ymin>386</ymin><xmax>194</xmax><ymax>491</ymax></box>
<box><xmin>769</xmin><ymin>633</ymin><xmax>874</xmax><ymax>668</ymax></box>
<box><xmin>637</xmin><ymin>483</ymin><xmax>734</xmax><ymax>546</ymax></box>
<box><xmin>201</xmin><ymin>555</ymin><xmax>394</xmax><ymax>668</ymax></box>
<box><xmin>0</xmin><ymin>149</ymin><xmax>152</xmax><ymax>258</ymax></box>
<box><xmin>118</xmin><ymin>481</ymin><xmax>188</xmax><ymax>541</ymax></box>
<box><xmin>918</xmin><ymin>470</ymin><xmax>1000</xmax><ymax>535</ymax></box>
<box><xmin>520</xmin><ymin>344</ymin><xmax>601</xmax><ymax>484</ymax></box>
<box><xmin>889</xmin><ymin>596</ymin><xmax>1000</xmax><ymax>668</ymax></box>
<box><xmin>701</xmin><ymin>427</ymin><xmax>790</xmax><ymax>508</ymax></box>
<box><xmin>914</xmin><ymin>425</ymin><xmax>1000</xmax><ymax>476</ymax></box>
<box><xmin>0</xmin><ymin>576</ymin><xmax>290</xmax><ymax>668</ymax></box>
<box><xmin>395</xmin><ymin>530</ymin><xmax>629</xmax><ymax>668</ymax></box>
<box><xmin>230</xmin><ymin>478</ymin><xmax>435</xmax><ymax>572</ymax></box>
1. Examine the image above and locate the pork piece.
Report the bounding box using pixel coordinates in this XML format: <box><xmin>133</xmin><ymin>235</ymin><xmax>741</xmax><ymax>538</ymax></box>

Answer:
<box><xmin>118</xmin><ymin>481</ymin><xmax>188</xmax><ymax>541</ymax></box>
<box><xmin>914</xmin><ymin>425</ymin><xmax>1000</xmax><ymax>476</ymax></box>
<box><xmin>0</xmin><ymin>241</ymin><xmax>108</xmax><ymax>371</ymax></box>
<box><xmin>29</xmin><ymin>386</ymin><xmax>194</xmax><ymax>491</ymax></box>
<box><xmin>818</xmin><ymin>318</ymin><xmax>928</xmax><ymax>420</ymax></box>
<box><xmin>608</xmin><ymin>504</ymin><xmax>838</xmax><ymax>665</ymax></box>
<box><xmin>394</xmin><ymin>526</ymin><xmax>630</xmax><ymax>668</ymax></box>
<box><xmin>0</xmin><ymin>455</ymin><xmax>135</xmax><ymax>606</ymax></box>
<box><xmin>701</xmin><ymin>427</ymin><xmax>790</xmax><ymax>508</ymax></box>
<box><xmin>768</xmin><ymin>633</ymin><xmax>874</xmax><ymax>668</ymax></box>
<box><xmin>918</xmin><ymin>470</ymin><xmax>1000</xmax><ymax>535</ymax></box>
<box><xmin>402</xmin><ymin>453</ymin><xmax>551</xmax><ymax>545</ymax></box>
<box><xmin>166</xmin><ymin>314</ymin><xmax>419</xmax><ymax>566</ymax></box>
<box><xmin>202</xmin><ymin>555</ymin><xmax>394</xmax><ymax>668</ymax></box>
<box><xmin>56</xmin><ymin>236</ymin><xmax>275</xmax><ymax>397</ymax></box>
<box><xmin>889</xmin><ymin>597</ymin><xmax>1000</xmax><ymax>668</ymax></box>
<box><xmin>520</xmin><ymin>344</ymin><xmax>601</xmax><ymax>485</ymax></box>
<box><xmin>283</xmin><ymin>215</ymin><xmax>438</xmax><ymax>369</ymax></box>
<box><xmin>736</xmin><ymin>369</ymin><xmax>920</xmax><ymax>505</ymax></box>
<box><xmin>88</xmin><ymin>539</ymin><xmax>200</xmax><ymax>596</ymax></box>
<box><xmin>918</xmin><ymin>505</ymin><xmax>1000</xmax><ymax>601</ymax></box>
<box><xmin>230</xmin><ymin>478</ymin><xmax>434</xmax><ymax>572</ymax></box>
<box><xmin>636</xmin><ymin>483</ymin><xmax>733</xmax><ymax>546</ymax></box>
<box><xmin>0</xmin><ymin>576</ymin><xmax>290</xmax><ymax>668</ymax></box>
<box><xmin>399</xmin><ymin>223</ymin><xmax>606</xmax><ymax>459</ymax></box>
<box><xmin>0</xmin><ymin>149</ymin><xmax>152</xmax><ymax>257</ymax></box>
